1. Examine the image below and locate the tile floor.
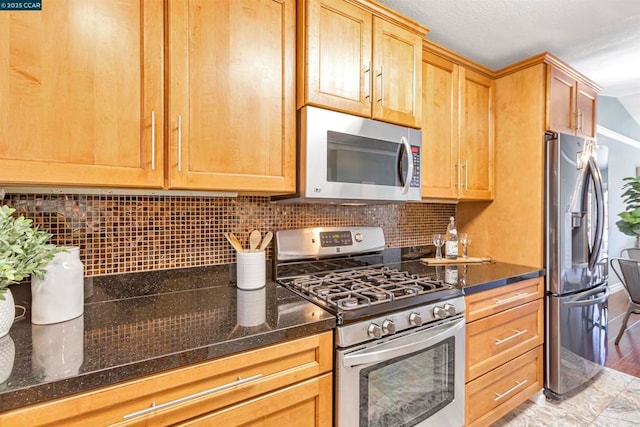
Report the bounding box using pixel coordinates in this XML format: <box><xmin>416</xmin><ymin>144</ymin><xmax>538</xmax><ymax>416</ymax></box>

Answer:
<box><xmin>494</xmin><ymin>368</ymin><xmax>640</xmax><ymax>426</ymax></box>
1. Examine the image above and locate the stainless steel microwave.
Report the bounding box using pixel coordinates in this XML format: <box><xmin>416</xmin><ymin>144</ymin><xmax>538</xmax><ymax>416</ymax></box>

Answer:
<box><xmin>273</xmin><ymin>106</ymin><xmax>422</xmax><ymax>203</ymax></box>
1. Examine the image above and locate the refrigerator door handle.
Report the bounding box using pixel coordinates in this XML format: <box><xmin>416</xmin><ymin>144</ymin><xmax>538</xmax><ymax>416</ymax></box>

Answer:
<box><xmin>562</xmin><ymin>284</ymin><xmax>609</xmax><ymax>307</ymax></box>
<box><xmin>587</xmin><ymin>156</ymin><xmax>605</xmax><ymax>271</ymax></box>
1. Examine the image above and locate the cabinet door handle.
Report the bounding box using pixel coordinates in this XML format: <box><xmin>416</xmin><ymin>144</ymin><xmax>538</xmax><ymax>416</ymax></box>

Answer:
<box><xmin>177</xmin><ymin>115</ymin><xmax>182</xmax><ymax>172</ymax></box>
<box><xmin>150</xmin><ymin>111</ymin><xmax>156</xmax><ymax>171</ymax></box>
<box><xmin>123</xmin><ymin>374</ymin><xmax>263</xmax><ymax>420</ymax></box>
<box><xmin>494</xmin><ymin>329</ymin><xmax>528</xmax><ymax>346</ymax></box>
<box><xmin>494</xmin><ymin>292</ymin><xmax>529</xmax><ymax>305</ymax></box>
<box><xmin>493</xmin><ymin>379</ymin><xmax>528</xmax><ymax>401</ymax></box>
<box><xmin>376</xmin><ymin>66</ymin><xmax>384</xmax><ymax>106</ymax></box>
<box><xmin>578</xmin><ymin>110</ymin><xmax>584</xmax><ymax>131</ymax></box>
<box><xmin>364</xmin><ymin>61</ymin><xmax>371</xmax><ymax>103</ymax></box>
<box><xmin>464</xmin><ymin>159</ymin><xmax>469</xmax><ymax>189</ymax></box>
<box><xmin>456</xmin><ymin>159</ymin><xmax>461</xmax><ymax>189</ymax></box>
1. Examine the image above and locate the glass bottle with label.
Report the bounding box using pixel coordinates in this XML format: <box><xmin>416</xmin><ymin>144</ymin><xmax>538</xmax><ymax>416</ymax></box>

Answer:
<box><xmin>445</xmin><ymin>216</ymin><xmax>458</xmax><ymax>259</ymax></box>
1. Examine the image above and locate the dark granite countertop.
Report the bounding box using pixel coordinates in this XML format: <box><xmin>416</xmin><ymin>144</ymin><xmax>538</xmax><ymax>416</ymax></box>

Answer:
<box><xmin>0</xmin><ymin>265</ymin><xmax>336</xmax><ymax>413</ymax></box>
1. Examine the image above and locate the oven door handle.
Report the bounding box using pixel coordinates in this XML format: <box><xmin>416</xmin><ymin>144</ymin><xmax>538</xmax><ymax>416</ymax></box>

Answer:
<box><xmin>342</xmin><ymin>317</ymin><xmax>464</xmax><ymax>368</ymax></box>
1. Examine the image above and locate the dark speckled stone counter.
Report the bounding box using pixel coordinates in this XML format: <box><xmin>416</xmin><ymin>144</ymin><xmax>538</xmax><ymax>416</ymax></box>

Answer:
<box><xmin>0</xmin><ymin>265</ymin><xmax>335</xmax><ymax>413</ymax></box>
<box><xmin>454</xmin><ymin>262</ymin><xmax>545</xmax><ymax>294</ymax></box>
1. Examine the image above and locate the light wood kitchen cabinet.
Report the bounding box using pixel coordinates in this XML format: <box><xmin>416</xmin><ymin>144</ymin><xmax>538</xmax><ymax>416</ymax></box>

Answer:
<box><xmin>421</xmin><ymin>42</ymin><xmax>495</xmax><ymax>201</ymax></box>
<box><xmin>0</xmin><ymin>0</ymin><xmax>296</xmax><ymax>194</ymax></box>
<box><xmin>464</xmin><ymin>277</ymin><xmax>544</xmax><ymax>427</ymax></box>
<box><xmin>1</xmin><ymin>332</ymin><xmax>333</xmax><ymax>427</ymax></box>
<box><xmin>548</xmin><ymin>65</ymin><xmax>598</xmax><ymax>139</ymax></box>
<box><xmin>0</xmin><ymin>0</ymin><xmax>164</xmax><ymax>188</ymax></box>
<box><xmin>298</xmin><ymin>0</ymin><xmax>426</xmax><ymax>128</ymax></box>
<box><xmin>457</xmin><ymin>53</ymin><xmax>600</xmax><ymax>268</ymax></box>
<box><xmin>167</xmin><ymin>0</ymin><xmax>296</xmax><ymax>192</ymax></box>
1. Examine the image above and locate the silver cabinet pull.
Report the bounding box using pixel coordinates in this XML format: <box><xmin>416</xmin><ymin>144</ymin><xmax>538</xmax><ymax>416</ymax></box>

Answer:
<box><xmin>456</xmin><ymin>159</ymin><xmax>461</xmax><ymax>189</ymax></box>
<box><xmin>494</xmin><ymin>329</ymin><xmax>528</xmax><ymax>346</ymax></box>
<box><xmin>578</xmin><ymin>110</ymin><xmax>584</xmax><ymax>131</ymax></box>
<box><xmin>464</xmin><ymin>159</ymin><xmax>469</xmax><ymax>189</ymax></box>
<box><xmin>493</xmin><ymin>380</ymin><xmax>528</xmax><ymax>401</ymax></box>
<box><xmin>177</xmin><ymin>115</ymin><xmax>182</xmax><ymax>172</ymax></box>
<box><xmin>494</xmin><ymin>292</ymin><xmax>529</xmax><ymax>305</ymax></box>
<box><xmin>376</xmin><ymin>66</ymin><xmax>384</xmax><ymax>106</ymax></box>
<box><xmin>364</xmin><ymin>61</ymin><xmax>371</xmax><ymax>103</ymax></box>
<box><xmin>150</xmin><ymin>111</ymin><xmax>156</xmax><ymax>171</ymax></box>
<box><xmin>123</xmin><ymin>374</ymin><xmax>262</xmax><ymax>420</ymax></box>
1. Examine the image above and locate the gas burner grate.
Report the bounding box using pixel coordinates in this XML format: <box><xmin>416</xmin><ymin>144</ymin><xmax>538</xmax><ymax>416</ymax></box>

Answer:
<box><xmin>287</xmin><ymin>266</ymin><xmax>448</xmax><ymax>311</ymax></box>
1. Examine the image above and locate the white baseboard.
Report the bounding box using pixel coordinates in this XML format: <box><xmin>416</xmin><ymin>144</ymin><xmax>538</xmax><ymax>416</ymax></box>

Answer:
<box><xmin>609</xmin><ymin>281</ymin><xmax>624</xmax><ymax>294</ymax></box>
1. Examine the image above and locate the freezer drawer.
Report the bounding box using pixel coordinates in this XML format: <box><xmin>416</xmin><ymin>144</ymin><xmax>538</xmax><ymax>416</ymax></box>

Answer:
<box><xmin>545</xmin><ymin>284</ymin><xmax>608</xmax><ymax>398</ymax></box>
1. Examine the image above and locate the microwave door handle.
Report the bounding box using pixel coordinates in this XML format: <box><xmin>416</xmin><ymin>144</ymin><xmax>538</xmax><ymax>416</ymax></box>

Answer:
<box><xmin>587</xmin><ymin>156</ymin><xmax>605</xmax><ymax>271</ymax></box>
<box><xmin>398</xmin><ymin>136</ymin><xmax>413</xmax><ymax>195</ymax></box>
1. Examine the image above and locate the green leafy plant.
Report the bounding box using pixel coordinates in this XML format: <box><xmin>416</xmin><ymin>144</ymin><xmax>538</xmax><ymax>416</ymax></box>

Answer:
<box><xmin>616</xmin><ymin>176</ymin><xmax>640</xmax><ymax>238</ymax></box>
<box><xmin>0</xmin><ymin>205</ymin><xmax>64</xmax><ymax>300</ymax></box>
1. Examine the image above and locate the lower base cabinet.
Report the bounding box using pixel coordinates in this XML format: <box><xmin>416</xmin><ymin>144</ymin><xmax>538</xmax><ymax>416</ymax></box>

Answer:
<box><xmin>1</xmin><ymin>332</ymin><xmax>333</xmax><ymax>426</ymax></box>
<box><xmin>464</xmin><ymin>278</ymin><xmax>544</xmax><ymax>427</ymax></box>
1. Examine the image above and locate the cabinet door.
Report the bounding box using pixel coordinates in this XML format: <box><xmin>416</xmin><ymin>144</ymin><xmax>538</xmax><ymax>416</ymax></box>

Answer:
<box><xmin>168</xmin><ymin>0</ymin><xmax>296</xmax><ymax>192</ymax></box>
<box><xmin>178</xmin><ymin>374</ymin><xmax>333</xmax><ymax>427</ymax></box>
<box><xmin>421</xmin><ymin>52</ymin><xmax>458</xmax><ymax>199</ymax></box>
<box><xmin>459</xmin><ymin>68</ymin><xmax>494</xmax><ymax>200</ymax></box>
<box><xmin>548</xmin><ymin>66</ymin><xmax>576</xmax><ymax>135</ymax></box>
<box><xmin>576</xmin><ymin>82</ymin><xmax>597</xmax><ymax>139</ymax></box>
<box><xmin>373</xmin><ymin>17</ymin><xmax>423</xmax><ymax>128</ymax></box>
<box><xmin>301</xmin><ymin>0</ymin><xmax>372</xmax><ymax>117</ymax></box>
<box><xmin>0</xmin><ymin>0</ymin><xmax>164</xmax><ymax>188</ymax></box>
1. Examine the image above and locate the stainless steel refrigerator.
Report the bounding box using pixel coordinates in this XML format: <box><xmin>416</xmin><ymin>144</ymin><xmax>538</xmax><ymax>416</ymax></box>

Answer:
<box><xmin>544</xmin><ymin>131</ymin><xmax>609</xmax><ymax>400</ymax></box>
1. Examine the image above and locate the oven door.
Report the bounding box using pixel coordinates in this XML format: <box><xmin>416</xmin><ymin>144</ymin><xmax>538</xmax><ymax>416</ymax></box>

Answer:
<box><xmin>336</xmin><ymin>316</ymin><xmax>465</xmax><ymax>427</ymax></box>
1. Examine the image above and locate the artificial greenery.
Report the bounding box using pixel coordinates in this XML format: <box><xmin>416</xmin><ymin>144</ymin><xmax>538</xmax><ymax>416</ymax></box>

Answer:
<box><xmin>616</xmin><ymin>176</ymin><xmax>640</xmax><ymax>239</ymax></box>
<box><xmin>0</xmin><ymin>205</ymin><xmax>64</xmax><ymax>300</ymax></box>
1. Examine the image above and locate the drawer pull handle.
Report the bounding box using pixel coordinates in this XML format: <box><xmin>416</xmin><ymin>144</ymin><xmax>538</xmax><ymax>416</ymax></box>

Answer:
<box><xmin>493</xmin><ymin>379</ymin><xmax>528</xmax><ymax>401</ymax></box>
<box><xmin>494</xmin><ymin>292</ymin><xmax>529</xmax><ymax>305</ymax></box>
<box><xmin>123</xmin><ymin>373</ymin><xmax>263</xmax><ymax>420</ymax></box>
<box><xmin>494</xmin><ymin>329</ymin><xmax>528</xmax><ymax>346</ymax></box>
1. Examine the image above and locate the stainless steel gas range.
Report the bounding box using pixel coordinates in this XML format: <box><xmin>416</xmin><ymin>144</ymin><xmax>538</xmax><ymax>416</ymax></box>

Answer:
<box><xmin>274</xmin><ymin>227</ymin><xmax>465</xmax><ymax>427</ymax></box>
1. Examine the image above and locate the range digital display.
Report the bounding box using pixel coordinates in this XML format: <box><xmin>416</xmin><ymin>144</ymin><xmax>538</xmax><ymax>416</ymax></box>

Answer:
<box><xmin>319</xmin><ymin>231</ymin><xmax>353</xmax><ymax>247</ymax></box>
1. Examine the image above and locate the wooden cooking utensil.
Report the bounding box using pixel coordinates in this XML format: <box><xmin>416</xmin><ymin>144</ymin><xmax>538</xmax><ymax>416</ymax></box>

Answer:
<box><xmin>224</xmin><ymin>232</ymin><xmax>243</xmax><ymax>252</ymax></box>
<box><xmin>249</xmin><ymin>230</ymin><xmax>262</xmax><ymax>252</ymax></box>
<box><xmin>228</xmin><ymin>232</ymin><xmax>244</xmax><ymax>252</ymax></box>
<box><xmin>258</xmin><ymin>231</ymin><xmax>273</xmax><ymax>251</ymax></box>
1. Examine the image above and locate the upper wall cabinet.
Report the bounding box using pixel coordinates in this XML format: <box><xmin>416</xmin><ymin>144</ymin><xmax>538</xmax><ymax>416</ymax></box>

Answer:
<box><xmin>421</xmin><ymin>45</ymin><xmax>495</xmax><ymax>201</ymax></box>
<box><xmin>548</xmin><ymin>65</ymin><xmax>598</xmax><ymax>139</ymax></box>
<box><xmin>0</xmin><ymin>0</ymin><xmax>164</xmax><ymax>188</ymax></box>
<box><xmin>167</xmin><ymin>0</ymin><xmax>296</xmax><ymax>192</ymax></box>
<box><xmin>298</xmin><ymin>0</ymin><xmax>427</xmax><ymax>128</ymax></box>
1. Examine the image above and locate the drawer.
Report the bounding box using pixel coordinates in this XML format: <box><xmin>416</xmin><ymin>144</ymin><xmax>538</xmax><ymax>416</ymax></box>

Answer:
<box><xmin>465</xmin><ymin>277</ymin><xmax>544</xmax><ymax>322</ymax></box>
<box><xmin>466</xmin><ymin>299</ymin><xmax>543</xmax><ymax>381</ymax></box>
<box><xmin>177</xmin><ymin>373</ymin><xmax>333</xmax><ymax>427</ymax></box>
<box><xmin>2</xmin><ymin>332</ymin><xmax>333</xmax><ymax>427</ymax></box>
<box><xmin>466</xmin><ymin>346</ymin><xmax>543</xmax><ymax>427</ymax></box>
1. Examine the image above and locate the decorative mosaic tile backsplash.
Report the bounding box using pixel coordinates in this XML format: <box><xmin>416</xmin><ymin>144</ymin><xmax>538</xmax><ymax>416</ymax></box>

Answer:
<box><xmin>2</xmin><ymin>194</ymin><xmax>455</xmax><ymax>277</ymax></box>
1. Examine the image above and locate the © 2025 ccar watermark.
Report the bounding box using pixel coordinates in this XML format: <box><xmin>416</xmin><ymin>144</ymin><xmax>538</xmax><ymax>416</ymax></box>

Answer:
<box><xmin>0</xmin><ymin>1</ymin><xmax>42</xmax><ymax>10</ymax></box>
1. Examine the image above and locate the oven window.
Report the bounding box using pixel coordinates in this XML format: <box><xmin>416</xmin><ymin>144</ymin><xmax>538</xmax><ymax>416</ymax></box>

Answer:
<box><xmin>359</xmin><ymin>336</ymin><xmax>455</xmax><ymax>427</ymax></box>
<box><xmin>327</xmin><ymin>131</ymin><xmax>406</xmax><ymax>187</ymax></box>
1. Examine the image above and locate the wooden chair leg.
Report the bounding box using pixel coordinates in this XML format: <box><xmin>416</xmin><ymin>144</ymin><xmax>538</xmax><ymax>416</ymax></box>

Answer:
<box><xmin>615</xmin><ymin>303</ymin><xmax>635</xmax><ymax>345</ymax></box>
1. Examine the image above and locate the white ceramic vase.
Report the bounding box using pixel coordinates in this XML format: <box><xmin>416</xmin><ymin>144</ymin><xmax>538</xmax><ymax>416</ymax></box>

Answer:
<box><xmin>31</xmin><ymin>246</ymin><xmax>84</xmax><ymax>325</ymax></box>
<box><xmin>0</xmin><ymin>289</ymin><xmax>15</xmax><ymax>338</ymax></box>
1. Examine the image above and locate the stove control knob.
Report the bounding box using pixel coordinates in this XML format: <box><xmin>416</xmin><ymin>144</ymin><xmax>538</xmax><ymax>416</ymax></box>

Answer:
<box><xmin>368</xmin><ymin>323</ymin><xmax>382</xmax><ymax>339</ymax></box>
<box><xmin>409</xmin><ymin>312</ymin><xmax>423</xmax><ymax>326</ymax></box>
<box><xmin>382</xmin><ymin>319</ymin><xmax>396</xmax><ymax>335</ymax></box>
<box><xmin>433</xmin><ymin>306</ymin><xmax>446</xmax><ymax>319</ymax></box>
<box><xmin>354</xmin><ymin>232</ymin><xmax>363</xmax><ymax>242</ymax></box>
<box><xmin>444</xmin><ymin>303</ymin><xmax>457</xmax><ymax>317</ymax></box>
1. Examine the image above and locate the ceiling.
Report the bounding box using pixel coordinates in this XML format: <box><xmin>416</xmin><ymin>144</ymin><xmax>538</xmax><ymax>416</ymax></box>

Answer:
<box><xmin>377</xmin><ymin>0</ymin><xmax>640</xmax><ymax>127</ymax></box>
